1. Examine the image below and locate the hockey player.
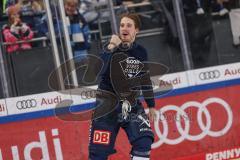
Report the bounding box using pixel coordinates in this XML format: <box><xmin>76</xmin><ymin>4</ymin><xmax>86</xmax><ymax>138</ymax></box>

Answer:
<box><xmin>89</xmin><ymin>13</ymin><xmax>157</xmax><ymax>160</ymax></box>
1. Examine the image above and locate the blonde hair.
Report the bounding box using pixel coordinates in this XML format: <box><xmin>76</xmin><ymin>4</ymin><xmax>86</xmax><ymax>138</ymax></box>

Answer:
<box><xmin>17</xmin><ymin>0</ymin><xmax>44</xmax><ymax>12</ymax></box>
<box><xmin>32</xmin><ymin>1</ymin><xmax>43</xmax><ymax>11</ymax></box>
<box><xmin>7</xmin><ymin>5</ymin><xmax>21</xmax><ymax>24</ymax></box>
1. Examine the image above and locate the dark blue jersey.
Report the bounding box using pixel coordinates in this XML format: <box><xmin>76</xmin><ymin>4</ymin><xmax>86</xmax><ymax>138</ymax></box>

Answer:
<box><xmin>98</xmin><ymin>42</ymin><xmax>155</xmax><ymax>108</ymax></box>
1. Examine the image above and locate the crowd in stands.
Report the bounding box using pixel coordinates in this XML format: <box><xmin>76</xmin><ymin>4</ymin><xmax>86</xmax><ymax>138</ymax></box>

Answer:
<box><xmin>0</xmin><ymin>0</ymin><xmax>238</xmax><ymax>55</ymax></box>
<box><xmin>1</xmin><ymin>0</ymin><xmax>91</xmax><ymax>60</ymax></box>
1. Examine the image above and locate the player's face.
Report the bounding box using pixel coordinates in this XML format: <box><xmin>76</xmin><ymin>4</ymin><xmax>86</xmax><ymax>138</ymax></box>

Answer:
<box><xmin>120</xmin><ymin>17</ymin><xmax>139</xmax><ymax>43</ymax></box>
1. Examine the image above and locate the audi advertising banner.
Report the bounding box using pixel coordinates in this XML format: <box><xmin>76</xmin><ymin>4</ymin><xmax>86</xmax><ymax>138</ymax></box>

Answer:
<box><xmin>5</xmin><ymin>91</ymin><xmax>72</xmax><ymax>115</ymax></box>
<box><xmin>0</xmin><ymin>100</ymin><xmax>7</xmax><ymax>117</ymax></box>
<box><xmin>193</xmin><ymin>62</ymin><xmax>240</xmax><ymax>85</ymax></box>
<box><xmin>0</xmin><ymin>81</ymin><xmax>240</xmax><ymax>160</ymax></box>
<box><xmin>5</xmin><ymin>87</ymin><xmax>102</xmax><ymax>117</ymax></box>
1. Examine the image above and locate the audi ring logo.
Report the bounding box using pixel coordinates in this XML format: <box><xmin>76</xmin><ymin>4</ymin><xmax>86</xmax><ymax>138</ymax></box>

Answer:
<box><xmin>199</xmin><ymin>70</ymin><xmax>220</xmax><ymax>80</ymax></box>
<box><xmin>16</xmin><ymin>99</ymin><xmax>37</xmax><ymax>109</ymax></box>
<box><xmin>145</xmin><ymin>97</ymin><xmax>233</xmax><ymax>149</ymax></box>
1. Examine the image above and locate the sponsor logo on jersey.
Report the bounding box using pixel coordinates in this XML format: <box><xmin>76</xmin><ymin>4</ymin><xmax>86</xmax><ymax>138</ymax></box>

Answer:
<box><xmin>119</xmin><ymin>57</ymin><xmax>144</xmax><ymax>79</ymax></box>
<box><xmin>93</xmin><ymin>130</ymin><xmax>111</xmax><ymax>145</ymax></box>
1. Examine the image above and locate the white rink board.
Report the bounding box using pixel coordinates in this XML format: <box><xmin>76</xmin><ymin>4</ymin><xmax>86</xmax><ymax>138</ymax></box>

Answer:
<box><xmin>1</xmin><ymin>62</ymin><xmax>240</xmax><ymax>117</ymax></box>
<box><xmin>6</xmin><ymin>91</ymin><xmax>72</xmax><ymax>115</ymax></box>
<box><xmin>192</xmin><ymin>62</ymin><xmax>240</xmax><ymax>85</ymax></box>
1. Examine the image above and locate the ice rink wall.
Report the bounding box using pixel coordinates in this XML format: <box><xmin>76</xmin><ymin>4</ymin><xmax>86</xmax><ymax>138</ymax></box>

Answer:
<box><xmin>0</xmin><ymin>62</ymin><xmax>240</xmax><ymax>160</ymax></box>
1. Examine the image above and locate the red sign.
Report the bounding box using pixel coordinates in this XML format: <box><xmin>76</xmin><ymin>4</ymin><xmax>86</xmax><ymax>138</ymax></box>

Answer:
<box><xmin>93</xmin><ymin>130</ymin><xmax>111</xmax><ymax>145</ymax></box>
<box><xmin>0</xmin><ymin>84</ymin><xmax>239</xmax><ymax>160</ymax></box>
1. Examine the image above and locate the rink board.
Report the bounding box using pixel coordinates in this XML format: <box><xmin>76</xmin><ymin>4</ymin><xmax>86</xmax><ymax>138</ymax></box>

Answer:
<box><xmin>0</xmin><ymin>63</ymin><xmax>240</xmax><ymax>160</ymax></box>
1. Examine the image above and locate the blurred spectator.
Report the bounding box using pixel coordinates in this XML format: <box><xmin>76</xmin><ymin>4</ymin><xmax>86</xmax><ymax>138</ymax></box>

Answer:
<box><xmin>19</xmin><ymin>0</ymin><xmax>45</xmax><ymax>30</ymax></box>
<box><xmin>182</xmin><ymin>0</ymin><xmax>229</xmax><ymax>16</ymax></box>
<box><xmin>79</xmin><ymin>0</ymin><xmax>111</xmax><ymax>36</ymax></box>
<box><xmin>79</xmin><ymin>0</ymin><xmax>107</xmax><ymax>24</ymax></box>
<box><xmin>36</xmin><ymin>1</ymin><xmax>60</xmax><ymax>37</ymax></box>
<box><xmin>5</xmin><ymin>0</ymin><xmax>45</xmax><ymax>29</ymax></box>
<box><xmin>2</xmin><ymin>5</ymin><xmax>34</xmax><ymax>53</ymax></box>
<box><xmin>214</xmin><ymin>0</ymin><xmax>229</xmax><ymax>16</ymax></box>
<box><xmin>36</xmin><ymin>0</ymin><xmax>91</xmax><ymax>84</ymax></box>
<box><xmin>182</xmin><ymin>0</ymin><xmax>207</xmax><ymax>15</ymax></box>
<box><xmin>5</xmin><ymin>0</ymin><xmax>44</xmax><ymax>14</ymax></box>
<box><xmin>196</xmin><ymin>0</ymin><xmax>205</xmax><ymax>14</ymax></box>
<box><xmin>64</xmin><ymin>0</ymin><xmax>91</xmax><ymax>62</ymax></box>
<box><xmin>16</xmin><ymin>0</ymin><xmax>44</xmax><ymax>15</ymax></box>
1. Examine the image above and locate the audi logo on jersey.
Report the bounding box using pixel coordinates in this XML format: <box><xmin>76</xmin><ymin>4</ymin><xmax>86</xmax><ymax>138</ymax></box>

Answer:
<box><xmin>199</xmin><ymin>70</ymin><xmax>221</xmax><ymax>80</ymax></box>
<box><xmin>145</xmin><ymin>97</ymin><xmax>233</xmax><ymax>149</ymax></box>
<box><xmin>16</xmin><ymin>99</ymin><xmax>37</xmax><ymax>109</ymax></box>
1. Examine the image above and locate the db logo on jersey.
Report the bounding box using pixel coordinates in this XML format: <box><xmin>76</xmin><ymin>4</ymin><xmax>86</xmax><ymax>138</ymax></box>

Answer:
<box><xmin>93</xmin><ymin>130</ymin><xmax>111</xmax><ymax>145</ymax></box>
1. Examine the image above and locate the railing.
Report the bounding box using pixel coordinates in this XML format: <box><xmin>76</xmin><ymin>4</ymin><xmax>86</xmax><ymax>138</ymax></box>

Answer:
<box><xmin>2</xmin><ymin>37</ymin><xmax>48</xmax><ymax>47</ymax></box>
<box><xmin>100</xmin><ymin>1</ymin><xmax>154</xmax><ymax>13</ymax></box>
<box><xmin>114</xmin><ymin>1</ymin><xmax>152</xmax><ymax>9</ymax></box>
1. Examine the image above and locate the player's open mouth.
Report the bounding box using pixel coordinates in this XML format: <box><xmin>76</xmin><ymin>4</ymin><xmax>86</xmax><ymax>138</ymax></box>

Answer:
<box><xmin>122</xmin><ymin>32</ymin><xmax>129</xmax><ymax>37</ymax></box>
